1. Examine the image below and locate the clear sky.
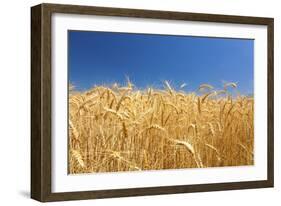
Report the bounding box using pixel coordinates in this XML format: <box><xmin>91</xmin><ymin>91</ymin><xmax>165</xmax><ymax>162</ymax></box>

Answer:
<box><xmin>68</xmin><ymin>30</ymin><xmax>254</xmax><ymax>94</ymax></box>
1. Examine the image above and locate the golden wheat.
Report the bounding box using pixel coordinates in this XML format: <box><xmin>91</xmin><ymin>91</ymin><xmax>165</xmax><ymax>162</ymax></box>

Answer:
<box><xmin>68</xmin><ymin>82</ymin><xmax>254</xmax><ymax>174</ymax></box>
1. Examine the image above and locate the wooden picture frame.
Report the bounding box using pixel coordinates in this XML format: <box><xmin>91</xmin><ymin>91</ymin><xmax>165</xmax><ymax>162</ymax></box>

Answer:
<box><xmin>31</xmin><ymin>3</ymin><xmax>274</xmax><ymax>202</ymax></box>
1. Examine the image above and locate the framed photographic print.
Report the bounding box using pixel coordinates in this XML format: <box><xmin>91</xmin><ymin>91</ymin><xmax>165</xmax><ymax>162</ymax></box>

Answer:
<box><xmin>31</xmin><ymin>3</ymin><xmax>274</xmax><ymax>202</ymax></box>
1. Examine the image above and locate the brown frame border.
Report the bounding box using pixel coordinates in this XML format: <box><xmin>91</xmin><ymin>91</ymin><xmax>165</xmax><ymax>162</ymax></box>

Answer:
<box><xmin>31</xmin><ymin>3</ymin><xmax>274</xmax><ymax>202</ymax></box>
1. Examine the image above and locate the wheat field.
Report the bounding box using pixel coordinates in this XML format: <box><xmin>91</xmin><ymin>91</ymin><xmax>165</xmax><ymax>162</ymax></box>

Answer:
<box><xmin>68</xmin><ymin>81</ymin><xmax>254</xmax><ymax>174</ymax></box>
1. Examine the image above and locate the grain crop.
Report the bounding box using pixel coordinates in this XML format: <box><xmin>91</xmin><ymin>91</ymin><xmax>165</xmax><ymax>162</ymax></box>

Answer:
<box><xmin>68</xmin><ymin>81</ymin><xmax>254</xmax><ymax>174</ymax></box>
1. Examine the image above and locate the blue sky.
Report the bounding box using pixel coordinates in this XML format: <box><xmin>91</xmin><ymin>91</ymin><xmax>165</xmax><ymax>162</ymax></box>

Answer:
<box><xmin>68</xmin><ymin>30</ymin><xmax>254</xmax><ymax>94</ymax></box>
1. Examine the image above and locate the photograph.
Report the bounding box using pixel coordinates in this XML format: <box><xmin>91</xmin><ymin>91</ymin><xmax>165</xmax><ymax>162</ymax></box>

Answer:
<box><xmin>30</xmin><ymin>3</ymin><xmax>274</xmax><ymax>201</ymax></box>
<box><xmin>67</xmin><ymin>30</ymin><xmax>254</xmax><ymax>174</ymax></box>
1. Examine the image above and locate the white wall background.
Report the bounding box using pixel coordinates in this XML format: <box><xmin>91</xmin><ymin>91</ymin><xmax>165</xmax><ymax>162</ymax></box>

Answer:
<box><xmin>0</xmin><ymin>0</ymin><xmax>279</xmax><ymax>205</ymax></box>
